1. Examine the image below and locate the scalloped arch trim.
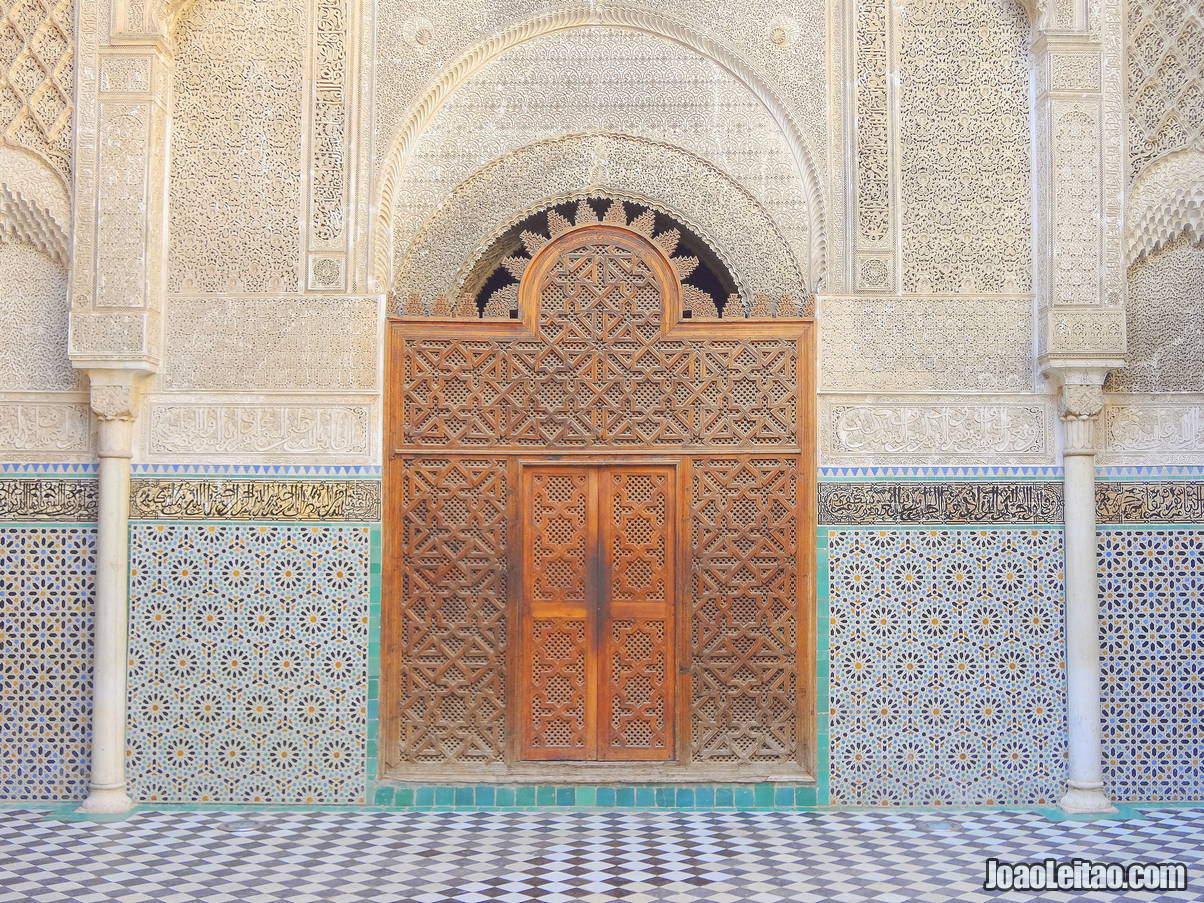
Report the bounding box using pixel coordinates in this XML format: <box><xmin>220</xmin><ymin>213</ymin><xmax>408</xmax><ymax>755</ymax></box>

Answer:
<box><xmin>372</xmin><ymin>5</ymin><xmax>828</xmax><ymax>292</ymax></box>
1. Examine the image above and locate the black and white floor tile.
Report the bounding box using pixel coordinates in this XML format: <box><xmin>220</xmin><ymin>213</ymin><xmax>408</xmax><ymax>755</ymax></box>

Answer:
<box><xmin>2</xmin><ymin>806</ymin><xmax>1203</xmax><ymax>902</ymax></box>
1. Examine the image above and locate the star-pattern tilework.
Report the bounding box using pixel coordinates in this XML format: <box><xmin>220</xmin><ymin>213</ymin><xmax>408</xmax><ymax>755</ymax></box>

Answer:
<box><xmin>2</xmin><ymin>807</ymin><xmax>1203</xmax><ymax>903</ymax></box>
<box><xmin>828</xmin><ymin>528</ymin><xmax>1067</xmax><ymax>805</ymax></box>
<box><xmin>126</xmin><ymin>524</ymin><xmax>370</xmax><ymax>804</ymax></box>
<box><xmin>1099</xmin><ymin>528</ymin><xmax>1204</xmax><ymax>802</ymax></box>
<box><xmin>0</xmin><ymin>527</ymin><xmax>94</xmax><ymax>801</ymax></box>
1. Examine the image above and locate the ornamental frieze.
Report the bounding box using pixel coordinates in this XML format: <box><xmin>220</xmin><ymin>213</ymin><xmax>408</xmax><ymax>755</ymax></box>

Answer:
<box><xmin>818</xmin><ymin>481</ymin><xmax>1064</xmax><ymax>525</ymax></box>
<box><xmin>0</xmin><ymin>479</ymin><xmax>99</xmax><ymax>521</ymax></box>
<box><xmin>128</xmin><ymin>479</ymin><xmax>381</xmax><ymax>522</ymax></box>
<box><xmin>1096</xmin><ymin>482</ymin><xmax>1204</xmax><ymax>524</ymax></box>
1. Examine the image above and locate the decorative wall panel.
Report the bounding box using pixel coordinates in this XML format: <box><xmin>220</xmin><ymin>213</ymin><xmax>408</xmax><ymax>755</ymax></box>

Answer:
<box><xmin>1126</xmin><ymin>0</ymin><xmax>1204</xmax><ymax>182</ymax></box>
<box><xmin>0</xmin><ymin>399</ymin><xmax>90</xmax><ymax>457</ymax></box>
<box><xmin>820</xmin><ymin>398</ymin><xmax>1056</xmax><ymax>466</ymax></box>
<box><xmin>1100</xmin><ymin>527</ymin><xmax>1204</xmax><ymax>802</ymax></box>
<box><xmin>0</xmin><ymin>477</ymin><xmax>95</xmax><ymax>520</ymax></box>
<box><xmin>390</xmin><ymin>458</ymin><xmax>508</xmax><ymax>766</ymax></box>
<box><xmin>1105</xmin><ymin>236</ymin><xmax>1204</xmax><ymax>394</ymax></box>
<box><xmin>129</xmin><ymin>478</ymin><xmax>380</xmax><ymax>521</ymax></box>
<box><xmin>690</xmin><ymin>458</ymin><xmax>799</xmax><ymax>765</ymax></box>
<box><xmin>162</xmin><ymin>297</ymin><xmax>377</xmax><ymax>392</ymax></box>
<box><xmin>399</xmin><ymin>240</ymin><xmax>799</xmax><ymax>450</ymax></box>
<box><xmin>0</xmin><ymin>0</ymin><xmax>73</xmax><ymax>184</ymax></box>
<box><xmin>819</xmin><ymin>481</ymin><xmax>1063</xmax><ymax>525</ymax></box>
<box><xmin>828</xmin><ymin>528</ymin><xmax>1066</xmax><ymax>806</ymax></box>
<box><xmin>1097</xmin><ymin>482</ymin><xmax>1204</xmax><ymax>524</ymax></box>
<box><xmin>146</xmin><ymin>398</ymin><xmax>373</xmax><ymax>463</ymax></box>
<box><xmin>391</xmin><ymin>28</ymin><xmax>810</xmax><ymax>296</ymax></box>
<box><xmin>817</xmin><ymin>297</ymin><xmax>1034</xmax><ymax>393</ymax></box>
<box><xmin>392</xmin><ymin>134</ymin><xmax>805</xmax><ymax>306</ymax></box>
<box><xmin>168</xmin><ymin>0</ymin><xmax>305</xmax><ymax>293</ymax></box>
<box><xmin>0</xmin><ymin>526</ymin><xmax>93</xmax><ymax>800</ymax></box>
<box><xmin>0</xmin><ymin>244</ymin><xmax>76</xmax><ymax>391</ymax></box>
<box><xmin>897</xmin><ymin>0</ymin><xmax>1032</xmax><ymax>294</ymax></box>
<box><xmin>1100</xmin><ymin>400</ymin><xmax>1204</xmax><ymax>466</ymax></box>
<box><xmin>127</xmin><ymin>524</ymin><xmax>369</xmax><ymax>803</ymax></box>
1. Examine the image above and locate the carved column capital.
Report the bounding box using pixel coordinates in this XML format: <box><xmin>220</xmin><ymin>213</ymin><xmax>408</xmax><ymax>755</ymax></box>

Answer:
<box><xmin>1044</xmin><ymin>366</ymin><xmax>1110</xmax><ymax>455</ymax></box>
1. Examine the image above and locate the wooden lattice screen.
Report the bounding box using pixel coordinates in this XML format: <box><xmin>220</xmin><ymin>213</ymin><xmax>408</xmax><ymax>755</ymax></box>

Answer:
<box><xmin>383</xmin><ymin>223</ymin><xmax>815</xmax><ymax>778</ymax></box>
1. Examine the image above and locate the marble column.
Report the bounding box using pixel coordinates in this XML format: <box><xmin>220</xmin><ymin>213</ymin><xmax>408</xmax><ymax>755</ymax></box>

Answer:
<box><xmin>78</xmin><ymin>373</ymin><xmax>143</xmax><ymax>815</ymax></box>
<box><xmin>1057</xmin><ymin>377</ymin><xmax>1117</xmax><ymax>816</ymax></box>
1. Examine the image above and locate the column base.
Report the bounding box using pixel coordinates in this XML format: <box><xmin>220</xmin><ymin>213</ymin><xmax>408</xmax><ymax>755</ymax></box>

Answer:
<box><xmin>1059</xmin><ymin>784</ymin><xmax>1117</xmax><ymax>815</ymax></box>
<box><xmin>78</xmin><ymin>785</ymin><xmax>135</xmax><ymax>815</ymax></box>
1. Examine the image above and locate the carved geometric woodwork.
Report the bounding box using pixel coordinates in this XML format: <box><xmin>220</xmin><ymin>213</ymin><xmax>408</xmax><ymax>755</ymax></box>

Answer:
<box><xmin>384</xmin><ymin>222</ymin><xmax>814</xmax><ymax>776</ymax></box>
<box><xmin>389</xmin><ymin>458</ymin><xmax>508</xmax><ymax>765</ymax></box>
<box><xmin>519</xmin><ymin>464</ymin><xmax>676</xmax><ymax>761</ymax></box>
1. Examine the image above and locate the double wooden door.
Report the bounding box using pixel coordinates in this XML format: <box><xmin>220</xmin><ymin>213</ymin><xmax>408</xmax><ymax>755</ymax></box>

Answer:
<box><xmin>519</xmin><ymin>464</ymin><xmax>676</xmax><ymax>761</ymax></box>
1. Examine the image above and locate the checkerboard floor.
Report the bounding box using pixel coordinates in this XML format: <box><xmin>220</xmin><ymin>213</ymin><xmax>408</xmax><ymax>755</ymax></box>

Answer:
<box><xmin>3</xmin><ymin>806</ymin><xmax>1204</xmax><ymax>903</ymax></box>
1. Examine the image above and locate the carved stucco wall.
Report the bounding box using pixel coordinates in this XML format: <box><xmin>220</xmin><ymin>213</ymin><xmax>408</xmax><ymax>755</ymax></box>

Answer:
<box><xmin>1</xmin><ymin>0</ymin><xmax>82</xmax><ymax>462</ymax></box>
<box><xmin>1099</xmin><ymin>0</ymin><xmax>1204</xmax><ymax>466</ymax></box>
<box><xmin>167</xmin><ymin>0</ymin><xmax>306</xmax><ymax>295</ymax></box>
<box><xmin>387</xmin><ymin>26</ymin><xmax>812</xmax><ymax>303</ymax></box>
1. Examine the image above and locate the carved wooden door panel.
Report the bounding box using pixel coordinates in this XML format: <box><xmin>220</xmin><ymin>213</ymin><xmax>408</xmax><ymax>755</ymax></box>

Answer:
<box><xmin>520</xmin><ymin>464</ymin><xmax>676</xmax><ymax>761</ymax></box>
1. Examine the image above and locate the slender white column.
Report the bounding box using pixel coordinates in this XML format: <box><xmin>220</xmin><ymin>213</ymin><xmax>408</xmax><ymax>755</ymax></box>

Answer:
<box><xmin>1058</xmin><ymin>385</ymin><xmax>1116</xmax><ymax>816</ymax></box>
<box><xmin>79</xmin><ymin>380</ymin><xmax>139</xmax><ymax>815</ymax></box>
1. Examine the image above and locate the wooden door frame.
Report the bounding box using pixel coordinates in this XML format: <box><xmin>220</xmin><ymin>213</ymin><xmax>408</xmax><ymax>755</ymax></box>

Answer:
<box><xmin>380</xmin><ymin>222</ymin><xmax>817</xmax><ymax>782</ymax></box>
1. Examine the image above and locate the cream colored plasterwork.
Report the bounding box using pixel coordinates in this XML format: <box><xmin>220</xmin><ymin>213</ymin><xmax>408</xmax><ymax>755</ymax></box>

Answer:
<box><xmin>161</xmin><ymin>297</ymin><xmax>378</xmax><ymax>393</ymax></box>
<box><xmin>1126</xmin><ymin>148</ymin><xmax>1204</xmax><ymax>266</ymax></box>
<box><xmin>0</xmin><ymin>0</ymin><xmax>73</xmax><ymax>187</ymax></box>
<box><xmin>896</xmin><ymin>0</ymin><xmax>1032</xmax><ymax>295</ymax></box>
<box><xmin>1100</xmin><ymin>396</ymin><xmax>1204</xmax><ymax>465</ymax></box>
<box><xmin>1105</xmin><ymin>236</ymin><xmax>1204</xmax><ymax>394</ymax></box>
<box><xmin>167</xmin><ymin>0</ymin><xmax>305</xmax><ymax>295</ymax></box>
<box><xmin>819</xmin><ymin>395</ymin><xmax>1057</xmax><ymax>466</ymax></box>
<box><xmin>1126</xmin><ymin>0</ymin><xmax>1203</xmax><ymax>184</ymax></box>
<box><xmin>392</xmin><ymin>134</ymin><xmax>804</xmax><ymax>305</ymax></box>
<box><xmin>144</xmin><ymin>395</ymin><xmax>376</xmax><ymax>464</ymax></box>
<box><xmin>373</xmin><ymin>2</ymin><xmax>831</xmax><ymax>292</ymax></box>
<box><xmin>817</xmin><ymin>297</ymin><xmax>1035</xmax><ymax>394</ymax></box>
<box><xmin>0</xmin><ymin>393</ymin><xmax>92</xmax><ymax>457</ymax></box>
<box><xmin>389</xmin><ymin>27</ymin><xmax>811</xmax><ymax>299</ymax></box>
<box><xmin>69</xmin><ymin>0</ymin><xmax>172</xmax><ymax>369</ymax></box>
<box><xmin>0</xmin><ymin>243</ymin><xmax>78</xmax><ymax>391</ymax></box>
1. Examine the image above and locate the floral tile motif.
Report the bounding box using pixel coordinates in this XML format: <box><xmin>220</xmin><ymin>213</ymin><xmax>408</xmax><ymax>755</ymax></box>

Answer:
<box><xmin>127</xmin><ymin>524</ymin><xmax>370</xmax><ymax>804</ymax></box>
<box><xmin>827</xmin><ymin>529</ymin><xmax>1066</xmax><ymax>806</ymax></box>
<box><xmin>1099</xmin><ymin>528</ymin><xmax>1204</xmax><ymax>802</ymax></box>
<box><xmin>0</xmin><ymin>527</ymin><xmax>94</xmax><ymax>801</ymax></box>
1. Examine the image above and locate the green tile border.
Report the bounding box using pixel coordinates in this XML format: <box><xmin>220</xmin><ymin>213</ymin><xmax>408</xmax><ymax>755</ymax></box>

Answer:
<box><xmin>366</xmin><ymin>782</ymin><xmax>821</xmax><ymax>811</ymax></box>
<box><xmin>365</xmin><ymin>525</ymin><xmax>382</xmax><ymax>802</ymax></box>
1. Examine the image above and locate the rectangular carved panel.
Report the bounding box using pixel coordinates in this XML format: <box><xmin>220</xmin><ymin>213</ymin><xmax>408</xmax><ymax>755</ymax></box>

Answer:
<box><xmin>690</xmin><ymin>458</ymin><xmax>799</xmax><ymax>764</ymax></box>
<box><xmin>393</xmin><ymin>458</ymin><xmax>508</xmax><ymax>764</ymax></box>
<box><xmin>601</xmin><ymin>468</ymin><xmax>675</xmax><ymax>760</ymax></box>
<box><xmin>519</xmin><ymin>465</ymin><xmax>676</xmax><ymax>762</ymax></box>
<box><xmin>522</xmin><ymin>468</ymin><xmax>595</xmax><ymax>759</ymax></box>
<box><xmin>399</xmin><ymin>335</ymin><xmax>798</xmax><ymax>449</ymax></box>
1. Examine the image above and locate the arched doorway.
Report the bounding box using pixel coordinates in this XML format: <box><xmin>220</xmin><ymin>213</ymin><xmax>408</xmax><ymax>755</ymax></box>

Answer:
<box><xmin>382</xmin><ymin>210</ymin><xmax>815</xmax><ymax>780</ymax></box>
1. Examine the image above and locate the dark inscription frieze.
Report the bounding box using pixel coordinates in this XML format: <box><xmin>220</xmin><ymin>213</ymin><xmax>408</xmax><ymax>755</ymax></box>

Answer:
<box><xmin>818</xmin><ymin>481</ymin><xmax>1064</xmax><ymax>525</ymax></box>
<box><xmin>0</xmin><ymin>479</ymin><xmax>98</xmax><ymax>521</ymax></box>
<box><xmin>129</xmin><ymin>479</ymin><xmax>381</xmax><ymax>521</ymax></box>
<box><xmin>1097</xmin><ymin>482</ymin><xmax>1204</xmax><ymax>524</ymax></box>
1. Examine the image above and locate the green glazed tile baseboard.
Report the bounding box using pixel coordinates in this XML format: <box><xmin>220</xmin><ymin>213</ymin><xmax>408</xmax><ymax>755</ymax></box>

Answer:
<box><xmin>369</xmin><ymin>782</ymin><xmax>820</xmax><ymax>810</ymax></box>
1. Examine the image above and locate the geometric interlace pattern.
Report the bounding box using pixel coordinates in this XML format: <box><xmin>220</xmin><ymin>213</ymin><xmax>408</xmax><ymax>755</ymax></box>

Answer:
<box><xmin>2</xmin><ymin>807</ymin><xmax>1203</xmax><ymax>903</ymax></box>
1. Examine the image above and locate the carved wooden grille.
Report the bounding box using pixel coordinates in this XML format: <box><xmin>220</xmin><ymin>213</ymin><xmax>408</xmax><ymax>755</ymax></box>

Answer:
<box><xmin>689</xmin><ymin>458</ymin><xmax>800</xmax><ymax>764</ymax></box>
<box><xmin>520</xmin><ymin>465</ymin><xmax>675</xmax><ymax>761</ymax></box>
<box><xmin>391</xmin><ymin>458</ymin><xmax>509</xmax><ymax>764</ymax></box>
<box><xmin>400</xmin><ymin>238</ymin><xmax>798</xmax><ymax>449</ymax></box>
<box><xmin>386</xmin><ymin>224</ymin><xmax>812</xmax><ymax>775</ymax></box>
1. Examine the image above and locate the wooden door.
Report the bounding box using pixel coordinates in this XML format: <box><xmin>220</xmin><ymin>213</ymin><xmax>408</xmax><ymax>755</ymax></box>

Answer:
<box><xmin>519</xmin><ymin>464</ymin><xmax>676</xmax><ymax>761</ymax></box>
